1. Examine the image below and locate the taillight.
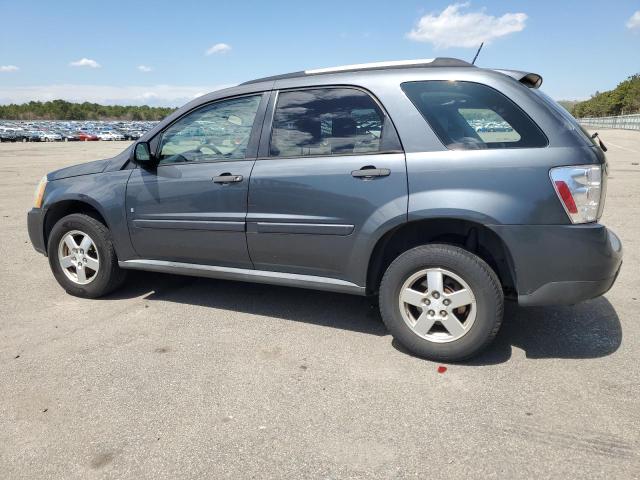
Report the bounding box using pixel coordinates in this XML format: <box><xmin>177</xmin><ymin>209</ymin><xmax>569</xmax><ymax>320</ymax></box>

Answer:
<box><xmin>550</xmin><ymin>165</ymin><xmax>603</xmax><ymax>223</ymax></box>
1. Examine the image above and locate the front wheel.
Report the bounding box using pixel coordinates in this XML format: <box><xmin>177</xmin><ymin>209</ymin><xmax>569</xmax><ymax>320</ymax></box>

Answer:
<box><xmin>379</xmin><ymin>244</ymin><xmax>503</xmax><ymax>362</ymax></box>
<box><xmin>47</xmin><ymin>213</ymin><xmax>127</xmax><ymax>298</ymax></box>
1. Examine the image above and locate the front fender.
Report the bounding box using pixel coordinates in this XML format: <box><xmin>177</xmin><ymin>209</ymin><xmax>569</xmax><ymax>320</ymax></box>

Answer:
<box><xmin>42</xmin><ymin>170</ymin><xmax>135</xmax><ymax>260</ymax></box>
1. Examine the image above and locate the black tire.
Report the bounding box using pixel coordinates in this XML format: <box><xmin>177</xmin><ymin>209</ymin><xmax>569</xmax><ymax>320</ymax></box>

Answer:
<box><xmin>379</xmin><ymin>244</ymin><xmax>503</xmax><ymax>362</ymax></box>
<box><xmin>47</xmin><ymin>213</ymin><xmax>127</xmax><ymax>298</ymax></box>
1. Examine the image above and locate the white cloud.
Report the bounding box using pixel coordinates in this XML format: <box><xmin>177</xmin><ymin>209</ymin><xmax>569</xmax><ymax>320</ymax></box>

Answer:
<box><xmin>407</xmin><ymin>3</ymin><xmax>527</xmax><ymax>48</ymax></box>
<box><xmin>0</xmin><ymin>65</ymin><xmax>19</xmax><ymax>72</ymax></box>
<box><xmin>627</xmin><ymin>11</ymin><xmax>640</xmax><ymax>29</ymax></box>
<box><xmin>69</xmin><ymin>58</ymin><xmax>101</xmax><ymax>68</ymax></box>
<box><xmin>137</xmin><ymin>65</ymin><xmax>153</xmax><ymax>72</ymax></box>
<box><xmin>205</xmin><ymin>43</ymin><xmax>232</xmax><ymax>55</ymax></box>
<box><xmin>0</xmin><ymin>84</ymin><xmax>233</xmax><ymax>107</ymax></box>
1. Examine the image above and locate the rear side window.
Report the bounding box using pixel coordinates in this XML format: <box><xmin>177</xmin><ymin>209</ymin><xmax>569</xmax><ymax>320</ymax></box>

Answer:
<box><xmin>402</xmin><ymin>81</ymin><xmax>547</xmax><ymax>150</ymax></box>
<box><xmin>270</xmin><ymin>87</ymin><xmax>401</xmax><ymax>157</ymax></box>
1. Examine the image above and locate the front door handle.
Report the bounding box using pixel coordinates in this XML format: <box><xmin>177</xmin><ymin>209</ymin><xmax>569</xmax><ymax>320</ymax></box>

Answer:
<box><xmin>213</xmin><ymin>173</ymin><xmax>243</xmax><ymax>184</ymax></box>
<box><xmin>351</xmin><ymin>166</ymin><xmax>391</xmax><ymax>179</ymax></box>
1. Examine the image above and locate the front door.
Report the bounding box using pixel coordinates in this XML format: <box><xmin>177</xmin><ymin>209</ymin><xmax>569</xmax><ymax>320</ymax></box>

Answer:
<box><xmin>126</xmin><ymin>93</ymin><xmax>266</xmax><ymax>267</ymax></box>
<box><xmin>247</xmin><ymin>86</ymin><xmax>407</xmax><ymax>284</ymax></box>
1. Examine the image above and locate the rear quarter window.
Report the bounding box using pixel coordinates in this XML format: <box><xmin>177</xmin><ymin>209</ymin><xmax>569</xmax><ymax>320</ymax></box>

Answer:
<box><xmin>402</xmin><ymin>81</ymin><xmax>548</xmax><ymax>150</ymax></box>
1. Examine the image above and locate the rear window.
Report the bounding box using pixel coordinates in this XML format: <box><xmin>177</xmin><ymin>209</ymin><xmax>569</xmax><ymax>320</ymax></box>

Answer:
<box><xmin>402</xmin><ymin>81</ymin><xmax>548</xmax><ymax>150</ymax></box>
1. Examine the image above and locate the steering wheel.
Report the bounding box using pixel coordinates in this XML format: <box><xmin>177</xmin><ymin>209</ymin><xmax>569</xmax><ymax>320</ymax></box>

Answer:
<box><xmin>198</xmin><ymin>142</ymin><xmax>224</xmax><ymax>156</ymax></box>
<box><xmin>164</xmin><ymin>153</ymin><xmax>190</xmax><ymax>163</ymax></box>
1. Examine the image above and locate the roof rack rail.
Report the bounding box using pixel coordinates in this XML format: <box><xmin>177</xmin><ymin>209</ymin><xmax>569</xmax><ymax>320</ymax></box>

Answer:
<box><xmin>241</xmin><ymin>57</ymin><xmax>473</xmax><ymax>86</ymax></box>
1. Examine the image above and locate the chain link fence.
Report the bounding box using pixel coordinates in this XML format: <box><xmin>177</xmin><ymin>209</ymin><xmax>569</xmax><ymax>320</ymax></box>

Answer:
<box><xmin>578</xmin><ymin>114</ymin><xmax>640</xmax><ymax>131</ymax></box>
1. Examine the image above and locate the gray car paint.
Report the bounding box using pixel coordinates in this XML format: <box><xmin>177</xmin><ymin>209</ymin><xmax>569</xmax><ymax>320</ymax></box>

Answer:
<box><xmin>125</xmin><ymin>160</ymin><xmax>256</xmax><ymax>268</ymax></box>
<box><xmin>30</xmin><ymin>63</ymin><xmax>622</xmax><ymax>305</ymax></box>
<box><xmin>46</xmin><ymin>158</ymin><xmax>110</xmax><ymax>180</ymax></box>
<box><xmin>40</xmin><ymin>169</ymin><xmax>136</xmax><ymax>259</ymax></box>
<box><xmin>246</xmin><ymin>152</ymin><xmax>408</xmax><ymax>280</ymax></box>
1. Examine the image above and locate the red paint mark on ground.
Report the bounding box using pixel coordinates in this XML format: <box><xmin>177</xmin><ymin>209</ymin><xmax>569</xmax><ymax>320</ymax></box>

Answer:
<box><xmin>437</xmin><ymin>365</ymin><xmax>447</xmax><ymax>374</ymax></box>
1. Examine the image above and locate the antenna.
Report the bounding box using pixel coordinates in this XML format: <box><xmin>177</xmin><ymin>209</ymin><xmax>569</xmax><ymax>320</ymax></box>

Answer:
<box><xmin>471</xmin><ymin>42</ymin><xmax>484</xmax><ymax>65</ymax></box>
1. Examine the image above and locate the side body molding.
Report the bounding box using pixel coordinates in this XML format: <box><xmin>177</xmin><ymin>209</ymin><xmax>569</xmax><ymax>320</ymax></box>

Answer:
<box><xmin>119</xmin><ymin>259</ymin><xmax>366</xmax><ymax>295</ymax></box>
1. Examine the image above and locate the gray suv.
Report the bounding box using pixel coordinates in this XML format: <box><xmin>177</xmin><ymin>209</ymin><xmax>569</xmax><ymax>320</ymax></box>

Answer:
<box><xmin>27</xmin><ymin>58</ymin><xmax>622</xmax><ymax>361</ymax></box>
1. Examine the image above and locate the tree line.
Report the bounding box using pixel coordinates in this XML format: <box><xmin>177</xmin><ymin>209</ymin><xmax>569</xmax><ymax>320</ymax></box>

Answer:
<box><xmin>2</xmin><ymin>75</ymin><xmax>638</xmax><ymax>121</ymax></box>
<box><xmin>568</xmin><ymin>74</ymin><xmax>640</xmax><ymax>118</ymax></box>
<box><xmin>0</xmin><ymin>100</ymin><xmax>176</xmax><ymax>121</ymax></box>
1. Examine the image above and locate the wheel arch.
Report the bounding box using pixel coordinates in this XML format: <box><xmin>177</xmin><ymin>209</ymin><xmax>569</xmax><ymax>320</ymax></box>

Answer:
<box><xmin>366</xmin><ymin>217</ymin><xmax>517</xmax><ymax>298</ymax></box>
<box><xmin>43</xmin><ymin>199</ymin><xmax>110</xmax><ymax>253</ymax></box>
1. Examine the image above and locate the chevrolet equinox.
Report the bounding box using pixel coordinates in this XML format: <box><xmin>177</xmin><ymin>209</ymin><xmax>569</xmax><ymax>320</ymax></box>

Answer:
<box><xmin>27</xmin><ymin>58</ymin><xmax>623</xmax><ymax>361</ymax></box>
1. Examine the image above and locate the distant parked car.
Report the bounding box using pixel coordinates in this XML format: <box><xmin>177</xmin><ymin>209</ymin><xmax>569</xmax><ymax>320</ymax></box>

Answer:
<box><xmin>25</xmin><ymin>131</ymin><xmax>43</xmax><ymax>142</ymax></box>
<box><xmin>0</xmin><ymin>130</ymin><xmax>17</xmax><ymax>142</ymax></box>
<box><xmin>121</xmin><ymin>131</ymin><xmax>141</xmax><ymax>140</ymax></box>
<box><xmin>97</xmin><ymin>131</ymin><xmax>125</xmax><ymax>141</ymax></box>
<box><xmin>13</xmin><ymin>130</ymin><xmax>29</xmax><ymax>142</ymax></box>
<box><xmin>76</xmin><ymin>132</ymin><xmax>99</xmax><ymax>141</ymax></box>
<box><xmin>39</xmin><ymin>132</ymin><xmax>62</xmax><ymax>142</ymax></box>
<box><xmin>58</xmin><ymin>132</ymin><xmax>81</xmax><ymax>142</ymax></box>
<box><xmin>0</xmin><ymin>128</ymin><xmax>30</xmax><ymax>142</ymax></box>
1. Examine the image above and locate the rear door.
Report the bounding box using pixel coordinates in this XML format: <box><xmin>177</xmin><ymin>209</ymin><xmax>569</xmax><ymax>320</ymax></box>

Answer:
<box><xmin>126</xmin><ymin>93</ymin><xmax>267</xmax><ymax>267</ymax></box>
<box><xmin>246</xmin><ymin>86</ymin><xmax>407</xmax><ymax>284</ymax></box>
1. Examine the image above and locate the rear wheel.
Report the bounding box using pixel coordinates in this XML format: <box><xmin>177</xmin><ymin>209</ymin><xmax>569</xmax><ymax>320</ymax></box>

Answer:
<box><xmin>379</xmin><ymin>244</ymin><xmax>503</xmax><ymax>361</ymax></box>
<box><xmin>47</xmin><ymin>214</ymin><xmax>126</xmax><ymax>298</ymax></box>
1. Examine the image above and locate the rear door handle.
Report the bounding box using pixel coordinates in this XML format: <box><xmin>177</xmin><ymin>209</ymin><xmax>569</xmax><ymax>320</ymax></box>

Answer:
<box><xmin>213</xmin><ymin>173</ymin><xmax>243</xmax><ymax>184</ymax></box>
<box><xmin>351</xmin><ymin>166</ymin><xmax>391</xmax><ymax>179</ymax></box>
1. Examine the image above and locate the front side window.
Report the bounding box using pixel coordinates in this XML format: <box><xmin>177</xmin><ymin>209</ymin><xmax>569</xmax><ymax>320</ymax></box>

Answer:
<box><xmin>158</xmin><ymin>95</ymin><xmax>261</xmax><ymax>164</ymax></box>
<box><xmin>402</xmin><ymin>81</ymin><xmax>547</xmax><ymax>150</ymax></box>
<box><xmin>270</xmin><ymin>87</ymin><xmax>397</xmax><ymax>157</ymax></box>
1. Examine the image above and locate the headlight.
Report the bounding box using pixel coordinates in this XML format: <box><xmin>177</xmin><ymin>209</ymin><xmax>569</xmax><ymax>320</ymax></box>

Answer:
<box><xmin>33</xmin><ymin>176</ymin><xmax>48</xmax><ymax>208</ymax></box>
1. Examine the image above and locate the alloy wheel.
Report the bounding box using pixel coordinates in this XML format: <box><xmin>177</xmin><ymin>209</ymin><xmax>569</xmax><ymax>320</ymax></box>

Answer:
<box><xmin>399</xmin><ymin>268</ymin><xmax>477</xmax><ymax>343</ymax></box>
<box><xmin>57</xmin><ymin>230</ymin><xmax>100</xmax><ymax>285</ymax></box>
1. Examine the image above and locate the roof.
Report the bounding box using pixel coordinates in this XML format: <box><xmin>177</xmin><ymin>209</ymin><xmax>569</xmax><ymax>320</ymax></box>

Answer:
<box><xmin>240</xmin><ymin>57</ymin><xmax>473</xmax><ymax>86</ymax></box>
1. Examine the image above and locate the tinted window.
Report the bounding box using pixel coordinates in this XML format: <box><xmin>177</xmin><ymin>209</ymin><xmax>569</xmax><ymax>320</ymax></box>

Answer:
<box><xmin>159</xmin><ymin>95</ymin><xmax>261</xmax><ymax>164</ymax></box>
<box><xmin>532</xmin><ymin>89</ymin><xmax>598</xmax><ymax>147</ymax></box>
<box><xmin>270</xmin><ymin>88</ymin><xmax>398</xmax><ymax>157</ymax></box>
<box><xmin>402</xmin><ymin>81</ymin><xmax>547</xmax><ymax>150</ymax></box>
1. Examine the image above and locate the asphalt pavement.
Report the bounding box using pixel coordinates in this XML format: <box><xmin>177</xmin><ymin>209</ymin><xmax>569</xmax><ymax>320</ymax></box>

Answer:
<box><xmin>0</xmin><ymin>133</ymin><xmax>638</xmax><ymax>479</ymax></box>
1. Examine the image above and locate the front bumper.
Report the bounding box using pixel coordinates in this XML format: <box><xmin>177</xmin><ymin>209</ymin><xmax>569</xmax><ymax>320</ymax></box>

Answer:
<box><xmin>27</xmin><ymin>208</ymin><xmax>47</xmax><ymax>255</ymax></box>
<box><xmin>489</xmin><ymin>223</ymin><xmax>623</xmax><ymax>306</ymax></box>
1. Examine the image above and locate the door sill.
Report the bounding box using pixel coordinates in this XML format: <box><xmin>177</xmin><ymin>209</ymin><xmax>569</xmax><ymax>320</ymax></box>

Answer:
<box><xmin>119</xmin><ymin>259</ymin><xmax>366</xmax><ymax>295</ymax></box>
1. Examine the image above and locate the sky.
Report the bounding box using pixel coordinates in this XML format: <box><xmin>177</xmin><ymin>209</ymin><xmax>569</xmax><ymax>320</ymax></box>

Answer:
<box><xmin>0</xmin><ymin>0</ymin><xmax>639</xmax><ymax>106</ymax></box>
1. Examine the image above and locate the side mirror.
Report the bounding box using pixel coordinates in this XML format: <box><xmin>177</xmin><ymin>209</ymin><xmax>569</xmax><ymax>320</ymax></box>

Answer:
<box><xmin>134</xmin><ymin>142</ymin><xmax>157</xmax><ymax>167</ymax></box>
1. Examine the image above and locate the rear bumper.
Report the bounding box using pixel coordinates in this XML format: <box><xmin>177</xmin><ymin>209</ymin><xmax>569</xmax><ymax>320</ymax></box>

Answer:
<box><xmin>27</xmin><ymin>208</ymin><xmax>47</xmax><ymax>255</ymax></box>
<box><xmin>517</xmin><ymin>266</ymin><xmax>621</xmax><ymax>306</ymax></box>
<box><xmin>489</xmin><ymin>223</ymin><xmax>623</xmax><ymax>306</ymax></box>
